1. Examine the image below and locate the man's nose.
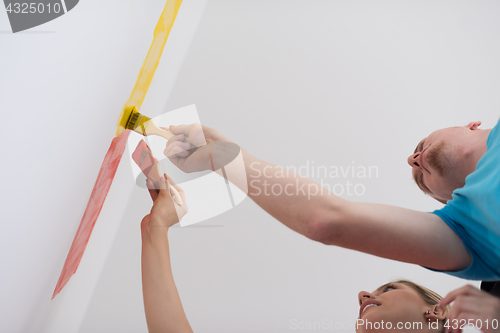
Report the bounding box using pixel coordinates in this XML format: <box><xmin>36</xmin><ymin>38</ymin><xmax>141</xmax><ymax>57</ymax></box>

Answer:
<box><xmin>407</xmin><ymin>152</ymin><xmax>421</xmax><ymax>168</ymax></box>
<box><xmin>358</xmin><ymin>291</ymin><xmax>375</xmax><ymax>306</ymax></box>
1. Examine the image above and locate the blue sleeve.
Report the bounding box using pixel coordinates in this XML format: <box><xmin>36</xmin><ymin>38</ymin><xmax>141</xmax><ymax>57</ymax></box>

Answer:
<box><xmin>426</xmin><ymin>208</ymin><xmax>478</xmax><ymax>279</ymax></box>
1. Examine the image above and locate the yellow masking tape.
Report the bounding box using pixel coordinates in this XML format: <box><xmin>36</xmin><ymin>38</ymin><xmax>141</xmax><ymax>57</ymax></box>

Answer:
<box><xmin>116</xmin><ymin>0</ymin><xmax>183</xmax><ymax>136</ymax></box>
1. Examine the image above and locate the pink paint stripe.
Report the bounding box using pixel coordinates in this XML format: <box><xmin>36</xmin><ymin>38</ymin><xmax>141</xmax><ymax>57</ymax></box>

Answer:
<box><xmin>52</xmin><ymin>131</ymin><xmax>131</xmax><ymax>299</ymax></box>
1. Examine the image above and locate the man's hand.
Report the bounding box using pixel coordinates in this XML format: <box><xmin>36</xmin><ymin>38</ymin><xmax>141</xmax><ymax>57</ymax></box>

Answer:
<box><xmin>439</xmin><ymin>284</ymin><xmax>500</xmax><ymax>333</ymax></box>
<box><xmin>163</xmin><ymin>124</ymin><xmax>239</xmax><ymax>173</ymax></box>
<box><xmin>141</xmin><ymin>174</ymin><xmax>187</xmax><ymax>231</ymax></box>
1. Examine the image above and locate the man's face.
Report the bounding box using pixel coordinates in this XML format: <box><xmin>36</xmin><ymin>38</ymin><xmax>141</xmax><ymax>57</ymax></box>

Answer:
<box><xmin>407</xmin><ymin>121</ymin><xmax>482</xmax><ymax>202</ymax></box>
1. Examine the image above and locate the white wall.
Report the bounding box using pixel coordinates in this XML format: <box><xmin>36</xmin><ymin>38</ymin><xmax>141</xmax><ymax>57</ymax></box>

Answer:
<box><xmin>0</xmin><ymin>0</ymin><xmax>208</xmax><ymax>332</ymax></box>
<box><xmin>2</xmin><ymin>1</ymin><xmax>499</xmax><ymax>332</ymax></box>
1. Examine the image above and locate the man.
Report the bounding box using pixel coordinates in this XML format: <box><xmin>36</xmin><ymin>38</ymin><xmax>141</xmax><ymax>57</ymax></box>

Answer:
<box><xmin>407</xmin><ymin>121</ymin><xmax>488</xmax><ymax>203</ymax></box>
<box><xmin>162</xmin><ymin>119</ymin><xmax>499</xmax><ymax>281</ymax></box>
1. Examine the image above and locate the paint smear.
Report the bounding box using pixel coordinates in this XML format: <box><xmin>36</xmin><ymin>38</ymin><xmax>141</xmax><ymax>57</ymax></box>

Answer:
<box><xmin>53</xmin><ymin>0</ymin><xmax>183</xmax><ymax>298</ymax></box>
<box><xmin>52</xmin><ymin>131</ymin><xmax>131</xmax><ymax>299</ymax></box>
<box><xmin>116</xmin><ymin>0</ymin><xmax>183</xmax><ymax>136</ymax></box>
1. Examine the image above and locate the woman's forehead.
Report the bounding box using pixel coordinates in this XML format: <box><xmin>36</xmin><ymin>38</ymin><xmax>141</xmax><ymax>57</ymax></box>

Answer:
<box><xmin>372</xmin><ymin>282</ymin><xmax>411</xmax><ymax>295</ymax></box>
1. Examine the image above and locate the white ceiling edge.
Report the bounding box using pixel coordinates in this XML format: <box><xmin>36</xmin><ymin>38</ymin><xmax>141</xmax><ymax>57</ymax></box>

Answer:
<box><xmin>2</xmin><ymin>1</ymin><xmax>498</xmax><ymax>332</ymax></box>
<box><xmin>0</xmin><ymin>1</ymin><xmax>209</xmax><ymax>332</ymax></box>
<box><xmin>38</xmin><ymin>2</ymin><xmax>210</xmax><ymax>333</ymax></box>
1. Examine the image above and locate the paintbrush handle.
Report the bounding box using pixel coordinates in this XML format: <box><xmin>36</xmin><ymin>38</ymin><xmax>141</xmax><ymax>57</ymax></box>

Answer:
<box><xmin>144</xmin><ymin>120</ymin><xmax>174</xmax><ymax>140</ymax></box>
<box><xmin>169</xmin><ymin>184</ymin><xmax>183</xmax><ymax>206</ymax></box>
<box><xmin>144</xmin><ymin>120</ymin><xmax>193</xmax><ymax>148</ymax></box>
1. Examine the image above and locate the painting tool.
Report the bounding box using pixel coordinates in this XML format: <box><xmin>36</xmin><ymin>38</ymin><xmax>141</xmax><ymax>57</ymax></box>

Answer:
<box><xmin>119</xmin><ymin>106</ymin><xmax>174</xmax><ymax>140</ymax></box>
<box><xmin>132</xmin><ymin>139</ymin><xmax>183</xmax><ymax>205</ymax></box>
<box><xmin>119</xmin><ymin>105</ymin><xmax>194</xmax><ymax>147</ymax></box>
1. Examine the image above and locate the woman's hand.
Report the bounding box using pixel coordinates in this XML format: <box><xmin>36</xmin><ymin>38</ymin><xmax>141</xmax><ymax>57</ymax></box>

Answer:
<box><xmin>140</xmin><ymin>173</ymin><xmax>193</xmax><ymax>333</ymax></box>
<box><xmin>439</xmin><ymin>284</ymin><xmax>500</xmax><ymax>333</ymax></box>
<box><xmin>141</xmin><ymin>174</ymin><xmax>187</xmax><ymax>232</ymax></box>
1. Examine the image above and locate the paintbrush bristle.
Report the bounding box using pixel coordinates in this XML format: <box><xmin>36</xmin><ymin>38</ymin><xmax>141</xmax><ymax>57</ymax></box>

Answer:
<box><xmin>126</xmin><ymin>111</ymin><xmax>140</xmax><ymax>130</ymax></box>
<box><xmin>124</xmin><ymin>107</ymin><xmax>151</xmax><ymax>135</ymax></box>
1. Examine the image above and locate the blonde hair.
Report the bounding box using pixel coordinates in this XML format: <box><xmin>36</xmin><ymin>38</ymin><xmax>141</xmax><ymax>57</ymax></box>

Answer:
<box><xmin>381</xmin><ymin>280</ymin><xmax>447</xmax><ymax>333</ymax></box>
<box><xmin>393</xmin><ymin>280</ymin><xmax>443</xmax><ymax>305</ymax></box>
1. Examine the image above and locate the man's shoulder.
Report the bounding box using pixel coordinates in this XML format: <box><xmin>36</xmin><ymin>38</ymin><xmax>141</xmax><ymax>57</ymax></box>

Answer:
<box><xmin>487</xmin><ymin>117</ymin><xmax>500</xmax><ymax>147</ymax></box>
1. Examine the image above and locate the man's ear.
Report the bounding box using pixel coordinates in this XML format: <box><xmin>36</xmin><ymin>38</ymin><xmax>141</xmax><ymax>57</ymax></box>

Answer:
<box><xmin>424</xmin><ymin>305</ymin><xmax>448</xmax><ymax>321</ymax></box>
<box><xmin>466</xmin><ymin>121</ymin><xmax>482</xmax><ymax>130</ymax></box>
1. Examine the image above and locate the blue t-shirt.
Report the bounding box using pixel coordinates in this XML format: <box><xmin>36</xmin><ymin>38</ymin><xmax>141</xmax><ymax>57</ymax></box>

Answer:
<box><xmin>432</xmin><ymin>119</ymin><xmax>500</xmax><ymax>281</ymax></box>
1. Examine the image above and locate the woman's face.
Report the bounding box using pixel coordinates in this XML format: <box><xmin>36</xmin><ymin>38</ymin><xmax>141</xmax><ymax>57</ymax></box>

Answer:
<box><xmin>356</xmin><ymin>283</ymin><xmax>430</xmax><ymax>333</ymax></box>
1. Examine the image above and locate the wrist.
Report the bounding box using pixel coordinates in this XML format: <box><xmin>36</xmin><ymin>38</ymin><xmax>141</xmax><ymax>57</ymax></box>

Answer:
<box><xmin>142</xmin><ymin>224</ymin><xmax>170</xmax><ymax>241</ymax></box>
<box><xmin>210</xmin><ymin>141</ymin><xmax>241</xmax><ymax>170</ymax></box>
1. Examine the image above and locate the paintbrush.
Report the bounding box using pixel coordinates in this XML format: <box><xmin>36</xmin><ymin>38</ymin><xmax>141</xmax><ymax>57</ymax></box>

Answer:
<box><xmin>118</xmin><ymin>106</ymin><xmax>194</xmax><ymax>152</ymax></box>
<box><xmin>118</xmin><ymin>106</ymin><xmax>175</xmax><ymax>140</ymax></box>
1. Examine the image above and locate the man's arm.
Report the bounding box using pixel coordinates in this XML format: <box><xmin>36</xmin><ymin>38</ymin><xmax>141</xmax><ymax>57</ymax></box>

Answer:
<box><xmin>316</xmin><ymin>201</ymin><xmax>471</xmax><ymax>271</ymax></box>
<box><xmin>141</xmin><ymin>176</ymin><xmax>193</xmax><ymax>333</ymax></box>
<box><xmin>165</xmin><ymin>125</ymin><xmax>471</xmax><ymax>272</ymax></box>
<box><xmin>242</xmin><ymin>151</ymin><xmax>470</xmax><ymax>272</ymax></box>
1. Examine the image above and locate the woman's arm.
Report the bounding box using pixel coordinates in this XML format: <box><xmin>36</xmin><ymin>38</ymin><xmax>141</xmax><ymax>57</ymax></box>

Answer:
<box><xmin>141</xmin><ymin>175</ymin><xmax>192</xmax><ymax>333</ymax></box>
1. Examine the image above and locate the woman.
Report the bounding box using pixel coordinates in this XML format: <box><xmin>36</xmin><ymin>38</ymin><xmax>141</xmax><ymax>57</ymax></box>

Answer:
<box><xmin>357</xmin><ymin>280</ymin><xmax>446</xmax><ymax>333</ymax></box>
<box><xmin>141</xmin><ymin>174</ymin><xmax>500</xmax><ymax>333</ymax></box>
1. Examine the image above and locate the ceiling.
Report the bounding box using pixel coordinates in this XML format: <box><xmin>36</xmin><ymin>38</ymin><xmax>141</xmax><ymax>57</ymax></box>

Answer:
<box><xmin>2</xmin><ymin>0</ymin><xmax>499</xmax><ymax>332</ymax></box>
